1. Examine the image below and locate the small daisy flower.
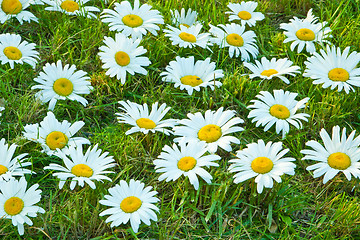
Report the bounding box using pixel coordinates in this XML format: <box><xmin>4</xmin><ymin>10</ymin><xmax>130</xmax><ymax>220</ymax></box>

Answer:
<box><xmin>226</xmin><ymin>1</ymin><xmax>265</xmax><ymax>27</ymax></box>
<box><xmin>116</xmin><ymin>100</ymin><xmax>177</xmax><ymax>135</ymax></box>
<box><xmin>0</xmin><ymin>0</ymin><xmax>38</xmax><ymax>24</ymax></box>
<box><xmin>301</xmin><ymin>126</ymin><xmax>360</xmax><ymax>184</ymax></box>
<box><xmin>23</xmin><ymin>111</ymin><xmax>90</xmax><ymax>156</ymax></box>
<box><xmin>243</xmin><ymin>57</ymin><xmax>300</xmax><ymax>84</ymax></box>
<box><xmin>160</xmin><ymin>56</ymin><xmax>224</xmax><ymax>95</ymax></box>
<box><xmin>43</xmin><ymin>0</ymin><xmax>100</xmax><ymax>19</ymax></box>
<box><xmin>99</xmin><ymin>179</ymin><xmax>159</xmax><ymax>233</ymax></box>
<box><xmin>304</xmin><ymin>45</ymin><xmax>360</xmax><ymax>93</ymax></box>
<box><xmin>173</xmin><ymin>107</ymin><xmax>244</xmax><ymax>153</ymax></box>
<box><xmin>229</xmin><ymin>139</ymin><xmax>296</xmax><ymax>194</ymax></box>
<box><xmin>98</xmin><ymin>33</ymin><xmax>151</xmax><ymax>84</ymax></box>
<box><xmin>164</xmin><ymin>24</ymin><xmax>211</xmax><ymax>49</ymax></box>
<box><xmin>101</xmin><ymin>0</ymin><xmax>164</xmax><ymax>39</ymax></box>
<box><xmin>0</xmin><ymin>33</ymin><xmax>39</xmax><ymax>69</ymax></box>
<box><xmin>248</xmin><ymin>90</ymin><xmax>310</xmax><ymax>138</ymax></box>
<box><xmin>209</xmin><ymin>23</ymin><xmax>258</xmax><ymax>61</ymax></box>
<box><xmin>0</xmin><ymin>177</ymin><xmax>45</xmax><ymax>235</ymax></box>
<box><xmin>32</xmin><ymin>60</ymin><xmax>93</xmax><ymax>110</ymax></box>
<box><xmin>170</xmin><ymin>8</ymin><xmax>199</xmax><ymax>28</ymax></box>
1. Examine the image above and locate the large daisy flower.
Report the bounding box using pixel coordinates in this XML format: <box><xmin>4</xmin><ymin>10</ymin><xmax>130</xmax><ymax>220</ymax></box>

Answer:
<box><xmin>32</xmin><ymin>60</ymin><xmax>93</xmax><ymax>110</ymax></box>
<box><xmin>170</xmin><ymin>8</ymin><xmax>199</xmax><ymax>28</ymax></box>
<box><xmin>0</xmin><ymin>177</ymin><xmax>45</xmax><ymax>235</ymax></box>
<box><xmin>301</xmin><ymin>126</ymin><xmax>360</xmax><ymax>184</ymax></box>
<box><xmin>43</xmin><ymin>0</ymin><xmax>100</xmax><ymax>19</ymax></box>
<box><xmin>0</xmin><ymin>0</ymin><xmax>38</xmax><ymax>24</ymax></box>
<box><xmin>23</xmin><ymin>111</ymin><xmax>90</xmax><ymax>156</ymax></box>
<box><xmin>160</xmin><ymin>56</ymin><xmax>224</xmax><ymax>95</ymax></box>
<box><xmin>248</xmin><ymin>90</ymin><xmax>310</xmax><ymax>138</ymax></box>
<box><xmin>226</xmin><ymin>1</ymin><xmax>265</xmax><ymax>27</ymax></box>
<box><xmin>116</xmin><ymin>100</ymin><xmax>177</xmax><ymax>135</ymax></box>
<box><xmin>304</xmin><ymin>45</ymin><xmax>360</xmax><ymax>93</ymax></box>
<box><xmin>101</xmin><ymin>0</ymin><xmax>164</xmax><ymax>39</ymax></box>
<box><xmin>164</xmin><ymin>24</ymin><xmax>211</xmax><ymax>49</ymax></box>
<box><xmin>209</xmin><ymin>23</ymin><xmax>258</xmax><ymax>61</ymax></box>
<box><xmin>99</xmin><ymin>179</ymin><xmax>159</xmax><ymax>233</ymax></box>
<box><xmin>98</xmin><ymin>33</ymin><xmax>150</xmax><ymax>84</ymax></box>
<box><xmin>173</xmin><ymin>107</ymin><xmax>244</xmax><ymax>153</ymax></box>
<box><xmin>0</xmin><ymin>33</ymin><xmax>39</xmax><ymax>69</ymax></box>
<box><xmin>229</xmin><ymin>139</ymin><xmax>296</xmax><ymax>194</ymax></box>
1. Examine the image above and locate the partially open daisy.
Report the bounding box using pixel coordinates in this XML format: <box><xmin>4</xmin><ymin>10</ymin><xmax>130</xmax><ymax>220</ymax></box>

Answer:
<box><xmin>32</xmin><ymin>60</ymin><xmax>93</xmax><ymax>110</ymax></box>
<box><xmin>243</xmin><ymin>57</ymin><xmax>300</xmax><ymax>84</ymax></box>
<box><xmin>43</xmin><ymin>0</ymin><xmax>100</xmax><ymax>19</ymax></box>
<box><xmin>226</xmin><ymin>1</ymin><xmax>265</xmax><ymax>27</ymax></box>
<box><xmin>304</xmin><ymin>45</ymin><xmax>360</xmax><ymax>93</ymax></box>
<box><xmin>209</xmin><ymin>23</ymin><xmax>258</xmax><ymax>61</ymax></box>
<box><xmin>99</xmin><ymin>179</ymin><xmax>159</xmax><ymax>233</ymax></box>
<box><xmin>164</xmin><ymin>24</ymin><xmax>211</xmax><ymax>49</ymax></box>
<box><xmin>116</xmin><ymin>100</ymin><xmax>177</xmax><ymax>135</ymax></box>
<box><xmin>23</xmin><ymin>111</ymin><xmax>90</xmax><ymax>156</ymax></box>
<box><xmin>160</xmin><ymin>56</ymin><xmax>224</xmax><ymax>95</ymax></box>
<box><xmin>173</xmin><ymin>107</ymin><xmax>244</xmax><ymax>153</ymax></box>
<box><xmin>248</xmin><ymin>90</ymin><xmax>310</xmax><ymax>138</ymax></box>
<box><xmin>301</xmin><ymin>126</ymin><xmax>360</xmax><ymax>184</ymax></box>
<box><xmin>229</xmin><ymin>139</ymin><xmax>296</xmax><ymax>194</ymax></box>
<box><xmin>170</xmin><ymin>8</ymin><xmax>199</xmax><ymax>28</ymax></box>
<box><xmin>98</xmin><ymin>33</ymin><xmax>150</xmax><ymax>84</ymax></box>
<box><xmin>0</xmin><ymin>0</ymin><xmax>38</xmax><ymax>24</ymax></box>
<box><xmin>0</xmin><ymin>33</ymin><xmax>39</xmax><ymax>69</ymax></box>
<box><xmin>0</xmin><ymin>177</ymin><xmax>45</xmax><ymax>235</ymax></box>
<box><xmin>101</xmin><ymin>0</ymin><xmax>164</xmax><ymax>39</ymax></box>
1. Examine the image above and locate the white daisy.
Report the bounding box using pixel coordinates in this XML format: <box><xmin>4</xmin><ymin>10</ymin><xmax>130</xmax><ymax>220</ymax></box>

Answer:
<box><xmin>209</xmin><ymin>23</ymin><xmax>258</xmax><ymax>61</ymax></box>
<box><xmin>164</xmin><ymin>24</ymin><xmax>211</xmax><ymax>49</ymax></box>
<box><xmin>0</xmin><ymin>0</ymin><xmax>38</xmax><ymax>24</ymax></box>
<box><xmin>23</xmin><ymin>111</ymin><xmax>90</xmax><ymax>156</ymax></box>
<box><xmin>98</xmin><ymin>33</ymin><xmax>151</xmax><ymax>84</ymax></box>
<box><xmin>304</xmin><ymin>45</ymin><xmax>360</xmax><ymax>93</ymax></box>
<box><xmin>301</xmin><ymin>126</ymin><xmax>360</xmax><ymax>184</ymax></box>
<box><xmin>229</xmin><ymin>139</ymin><xmax>296</xmax><ymax>194</ymax></box>
<box><xmin>116</xmin><ymin>100</ymin><xmax>177</xmax><ymax>135</ymax></box>
<box><xmin>160</xmin><ymin>56</ymin><xmax>224</xmax><ymax>95</ymax></box>
<box><xmin>43</xmin><ymin>0</ymin><xmax>100</xmax><ymax>19</ymax></box>
<box><xmin>226</xmin><ymin>1</ymin><xmax>265</xmax><ymax>27</ymax></box>
<box><xmin>0</xmin><ymin>33</ymin><xmax>39</xmax><ymax>69</ymax></box>
<box><xmin>243</xmin><ymin>57</ymin><xmax>301</xmax><ymax>84</ymax></box>
<box><xmin>248</xmin><ymin>90</ymin><xmax>310</xmax><ymax>138</ymax></box>
<box><xmin>0</xmin><ymin>177</ymin><xmax>45</xmax><ymax>235</ymax></box>
<box><xmin>173</xmin><ymin>107</ymin><xmax>244</xmax><ymax>153</ymax></box>
<box><xmin>32</xmin><ymin>60</ymin><xmax>93</xmax><ymax>110</ymax></box>
<box><xmin>170</xmin><ymin>8</ymin><xmax>199</xmax><ymax>28</ymax></box>
<box><xmin>101</xmin><ymin>0</ymin><xmax>164</xmax><ymax>39</ymax></box>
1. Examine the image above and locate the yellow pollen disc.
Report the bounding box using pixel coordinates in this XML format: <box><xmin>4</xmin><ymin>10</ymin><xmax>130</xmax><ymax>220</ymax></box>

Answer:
<box><xmin>53</xmin><ymin>78</ymin><xmax>74</xmax><ymax>96</ymax></box>
<box><xmin>269</xmin><ymin>104</ymin><xmax>290</xmax><ymax>119</ymax></box>
<box><xmin>60</xmin><ymin>0</ymin><xmax>79</xmax><ymax>12</ymax></box>
<box><xmin>226</xmin><ymin>33</ymin><xmax>244</xmax><ymax>47</ymax></box>
<box><xmin>261</xmin><ymin>69</ymin><xmax>278</xmax><ymax>77</ymax></box>
<box><xmin>295</xmin><ymin>28</ymin><xmax>315</xmax><ymax>41</ymax></box>
<box><xmin>328</xmin><ymin>68</ymin><xmax>349</xmax><ymax>82</ymax></box>
<box><xmin>1</xmin><ymin>0</ymin><xmax>22</xmax><ymax>14</ymax></box>
<box><xmin>177</xmin><ymin>156</ymin><xmax>197</xmax><ymax>171</ymax></box>
<box><xmin>180</xmin><ymin>23</ymin><xmax>190</xmax><ymax>28</ymax></box>
<box><xmin>4</xmin><ymin>197</ymin><xmax>24</xmax><ymax>216</ymax></box>
<box><xmin>136</xmin><ymin>118</ymin><xmax>156</xmax><ymax>129</ymax></box>
<box><xmin>237</xmin><ymin>10</ymin><xmax>252</xmax><ymax>20</ymax></box>
<box><xmin>3</xmin><ymin>46</ymin><xmax>22</xmax><ymax>60</ymax></box>
<box><xmin>327</xmin><ymin>152</ymin><xmax>351</xmax><ymax>170</ymax></box>
<box><xmin>71</xmin><ymin>164</ymin><xmax>93</xmax><ymax>177</ymax></box>
<box><xmin>122</xmin><ymin>14</ymin><xmax>143</xmax><ymax>28</ymax></box>
<box><xmin>180</xmin><ymin>75</ymin><xmax>203</xmax><ymax>87</ymax></box>
<box><xmin>198</xmin><ymin>124</ymin><xmax>222</xmax><ymax>143</ymax></box>
<box><xmin>0</xmin><ymin>165</ymin><xmax>8</xmax><ymax>175</ymax></box>
<box><xmin>46</xmin><ymin>131</ymin><xmax>69</xmax><ymax>150</ymax></box>
<box><xmin>179</xmin><ymin>32</ymin><xmax>197</xmax><ymax>43</ymax></box>
<box><xmin>120</xmin><ymin>196</ymin><xmax>142</xmax><ymax>213</ymax></box>
<box><xmin>251</xmin><ymin>157</ymin><xmax>274</xmax><ymax>174</ymax></box>
<box><xmin>115</xmin><ymin>51</ymin><xmax>130</xmax><ymax>67</ymax></box>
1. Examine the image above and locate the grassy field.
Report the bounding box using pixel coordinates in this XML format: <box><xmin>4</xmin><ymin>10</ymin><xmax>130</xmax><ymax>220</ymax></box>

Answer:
<box><xmin>1</xmin><ymin>0</ymin><xmax>360</xmax><ymax>239</ymax></box>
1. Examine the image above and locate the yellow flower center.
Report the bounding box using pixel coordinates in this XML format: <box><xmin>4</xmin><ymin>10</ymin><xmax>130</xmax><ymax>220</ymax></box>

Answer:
<box><xmin>226</xmin><ymin>33</ymin><xmax>244</xmax><ymax>47</ymax></box>
<box><xmin>120</xmin><ymin>196</ymin><xmax>142</xmax><ymax>213</ymax></box>
<box><xmin>3</xmin><ymin>46</ymin><xmax>22</xmax><ymax>60</ymax></box>
<box><xmin>122</xmin><ymin>14</ymin><xmax>143</xmax><ymax>28</ymax></box>
<box><xmin>261</xmin><ymin>69</ymin><xmax>278</xmax><ymax>77</ymax></box>
<box><xmin>179</xmin><ymin>32</ymin><xmax>197</xmax><ymax>43</ymax></box>
<box><xmin>237</xmin><ymin>10</ymin><xmax>252</xmax><ymax>20</ymax></box>
<box><xmin>1</xmin><ymin>0</ymin><xmax>22</xmax><ymax>14</ymax></box>
<box><xmin>180</xmin><ymin>23</ymin><xmax>190</xmax><ymax>28</ymax></box>
<box><xmin>198</xmin><ymin>124</ymin><xmax>222</xmax><ymax>143</ymax></box>
<box><xmin>4</xmin><ymin>197</ymin><xmax>24</xmax><ymax>216</ymax></box>
<box><xmin>295</xmin><ymin>28</ymin><xmax>315</xmax><ymax>41</ymax></box>
<box><xmin>177</xmin><ymin>156</ymin><xmax>197</xmax><ymax>171</ymax></box>
<box><xmin>60</xmin><ymin>0</ymin><xmax>79</xmax><ymax>12</ymax></box>
<box><xmin>71</xmin><ymin>164</ymin><xmax>93</xmax><ymax>177</ymax></box>
<box><xmin>328</xmin><ymin>68</ymin><xmax>349</xmax><ymax>82</ymax></box>
<box><xmin>269</xmin><ymin>104</ymin><xmax>290</xmax><ymax>119</ymax></box>
<box><xmin>251</xmin><ymin>157</ymin><xmax>274</xmax><ymax>174</ymax></box>
<box><xmin>53</xmin><ymin>78</ymin><xmax>74</xmax><ymax>96</ymax></box>
<box><xmin>45</xmin><ymin>131</ymin><xmax>69</xmax><ymax>150</ymax></box>
<box><xmin>115</xmin><ymin>51</ymin><xmax>130</xmax><ymax>67</ymax></box>
<box><xmin>327</xmin><ymin>152</ymin><xmax>351</xmax><ymax>170</ymax></box>
<box><xmin>180</xmin><ymin>75</ymin><xmax>203</xmax><ymax>87</ymax></box>
<box><xmin>136</xmin><ymin>118</ymin><xmax>156</xmax><ymax>129</ymax></box>
<box><xmin>0</xmin><ymin>165</ymin><xmax>8</xmax><ymax>175</ymax></box>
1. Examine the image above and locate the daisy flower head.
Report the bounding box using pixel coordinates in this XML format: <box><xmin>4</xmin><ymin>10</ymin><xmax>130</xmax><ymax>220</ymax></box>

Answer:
<box><xmin>170</xmin><ymin>8</ymin><xmax>199</xmax><ymax>28</ymax></box>
<box><xmin>0</xmin><ymin>33</ymin><xmax>39</xmax><ymax>69</ymax></box>
<box><xmin>301</xmin><ymin>126</ymin><xmax>360</xmax><ymax>184</ymax></box>
<box><xmin>226</xmin><ymin>1</ymin><xmax>265</xmax><ymax>27</ymax></box>
<box><xmin>101</xmin><ymin>0</ymin><xmax>164</xmax><ymax>39</ymax></box>
<box><xmin>209</xmin><ymin>23</ymin><xmax>258</xmax><ymax>61</ymax></box>
<box><xmin>23</xmin><ymin>111</ymin><xmax>90</xmax><ymax>156</ymax></box>
<box><xmin>304</xmin><ymin>45</ymin><xmax>360</xmax><ymax>93</ymax></box>
<box><xmin>98</xmin><ymin>33</ymin><xmax>151</xmax><ymax>84</ymax></box>
<box><xmin>173</xmin><ymin>107</ymin><xmax>244</xmax><ymax>153</ymax></box>
<box><xmin>164</xmin><ymin>24</ymin><xmax>211</xmax><ymax>49</ymax></box>
<box><xmin>42</xmin><ymin>0</ymin><xmax>100</xmax><ymax>19</ymax></box>
<box><xmin>0</xmin><ymin>0</ymin><xmax>38</xmax><ymax>24</ymax></box>
<box><xmin>229</xmin><ymin>139</ymin><xmax>296</xmax><ymax>194</ymax></box>
<box><xmin>32</xmin><ymin>60</ymin><xmax>93</xmax><ymax>110</ymax></box>
<box><xmin>0</xmin><ymin>177</ymin><xmax>45</xmax><ymax>235</ymax></box>
<box><xmin>248</xmin><ymin>90</ymin><xmax>310</xmax><ymax>138</ymax></box>
<box><xmin>99</xmin><ymin>179</ymin><xmax>159</xmax><ymax>233</ymax></box>
<box><xmin>116</xmin><ymin>100</ymin><xmax>177</xmax><ymax>135</ymax></box>
<box><xmin>160</xmin><ymin>56</ymin><xmax>224</xmax><ymax>95</ymax></box>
